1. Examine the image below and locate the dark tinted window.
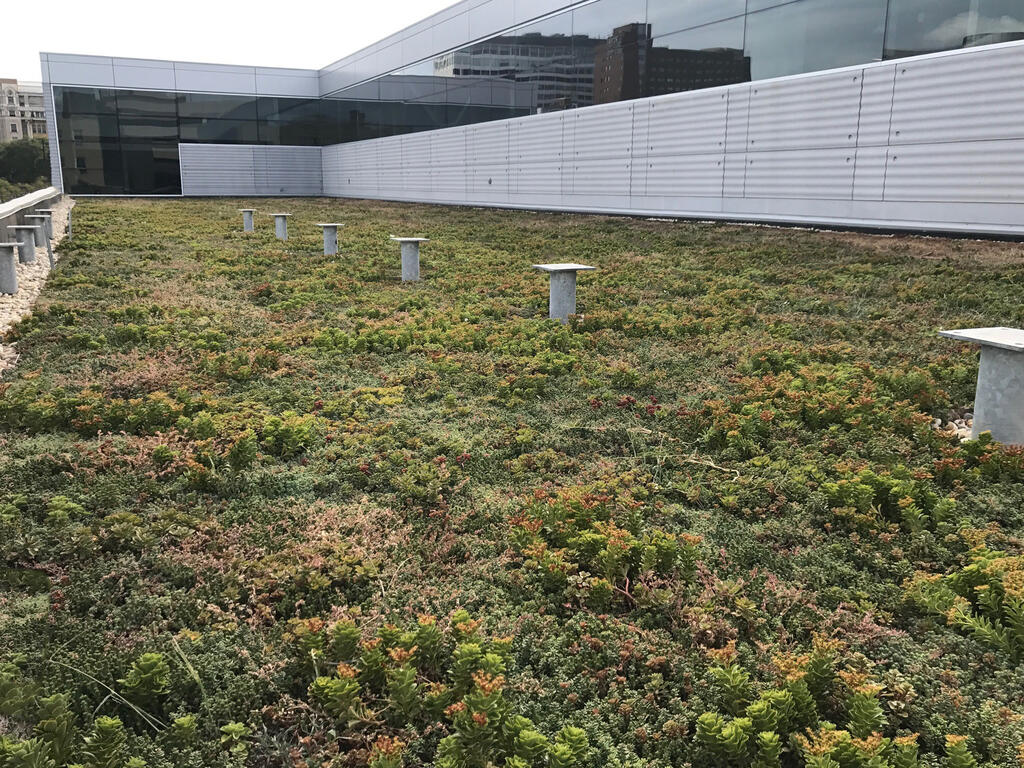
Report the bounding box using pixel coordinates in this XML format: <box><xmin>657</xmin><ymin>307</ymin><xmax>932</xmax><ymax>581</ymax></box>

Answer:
<box><xmin>179</xmin><ymin>118</ymin><xmax>260</xmax><ymax>144</ymax></box>
<box><xmin>117</xmin><ymin>115</ymin><xmax>178</xmax><ymax>141</ymax></box>
<box><xmin>178</xmin><ymin>92</ymin><xmax>258</xmax><ymax>120</ymax></box>
<box><xmin>256</xmin><ymin>97</ymin><xmax>322</xmax><ymax>122</ymax></box>
<box><xmin>59</xmin><ymin>139</ymin><xmax>124</xmax><ymax>194</ymax></box>
<box><xmin>121</xmin><ymin>142</ymin><xmax>181</xmax><ymax>195</ymax></box>
<box><xmin>55</xmin><ymin>87</ymin><xmax>118</xmax><ymax>116</ymax></box>
<box><xmin>115</xmin><ymin>90</ymin><xmax>179</xmax><ymax>117</ymax></box>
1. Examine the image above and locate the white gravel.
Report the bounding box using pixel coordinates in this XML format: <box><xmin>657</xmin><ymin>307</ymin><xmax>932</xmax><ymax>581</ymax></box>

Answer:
<box><xmin>0</xmin><ymin>196</ymin><xmax>75</xmax><ymax>379</ymax></box>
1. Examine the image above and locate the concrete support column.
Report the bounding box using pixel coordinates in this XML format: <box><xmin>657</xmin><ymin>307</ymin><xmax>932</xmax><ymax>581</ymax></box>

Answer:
<box><xmin>0</xmin><ymin>243</ymin><xmax>18</xmax><ymax>294</ymax></box>
<box><xmin>7</xmin><ymin>226</ymin><xmax>38</xmax><ymax>264</ymax></box>
<box><xmin>390</xmin><ymin>237</ymin><xmax>429</xmax><ymax>282</ymax></box>
<box><xmin>316</xmin><ymin>224</ymin><xmax>343</xmax><ymax>256</ymax></box>
<box><xmin>940</xmin><ymin>327</ymin><xmax>1024</xmax><ymax>445</ymax></box>
<box><xmin>27</xmin><ymin>213</ymin><xmax>53</xmax><ymax>240</ymax></box>
<box><xmin>25</xmin><ymin>216</ymin><xmax>53</xmax><ymax>267</ymax></box>
<box><xmin>239</xmin><ymin>209</ymin><xmax>256</xmax><ymax>232</ymax></box>
<box><xmin>271</xmin><ymin>213</ymin><xmax>291</xmax><ymax>241</ymax></box>
<box><xmin>36</xmin><ymin>209</ymin><xmax>56</xmax><ymax>239</ymax></box>
<box><xmin>532</xmin><ymin>263</ymin><xmax>596</xmax><ymax>323</ymax></box>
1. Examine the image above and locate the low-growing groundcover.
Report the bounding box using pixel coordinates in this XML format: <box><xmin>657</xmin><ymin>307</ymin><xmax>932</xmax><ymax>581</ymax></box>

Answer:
<box><xmin>1</xmin><ymin>198</ymin><xmax>1024</xmax><ymax>768</ymax></box>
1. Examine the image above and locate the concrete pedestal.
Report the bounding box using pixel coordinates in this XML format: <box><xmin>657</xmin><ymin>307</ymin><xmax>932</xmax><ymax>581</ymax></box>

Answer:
<box><xmin>316</xmin><ymin>224</ymin><xmax>343</xmax><ymax>255</ymax></box>
<box><xmin>35</xmin><ymin>209</ymin><xmax>56</xmax><ymax>239</ymax></box>
<box><xmin>940</xmin><ymin>327</ymin><xmax>1024</xmax><ymax>445</ymax></box>
<box><xmin>390</xmin><ymin>236</ymin><xmax>429</xmax><ymax>282</ymax></box>
<box><xmin>532</xmin><ymin>263</ymin><xmax>596</xmax><ymax>322</ymax></box>
<box><xmin>239</xmin><ymin>209</ymin><xmax>256</xmax><ymax>232</ymax></box>
<box><xmin>7</xmin><ymin>226</ymin><xmax>38</xmax><ymax>264</ymax></box>
<box><xmin>0</xmin><ymin>243</ymin><xmax>18</xmax><ymax>294</ymax></box>
<box><xmin>271</xmin><ymin>213</ymin><xmax>291</xmax><ymax>240</ymax></box>
<box><xmin>26</xmin><ymin>213</ymin><xmax>52</xmax><ymax>241</ymax></box>
<box><xmin>26</xmin><ymin>217</ymin><xmax>54</xmax><ymax>267</ymax></box>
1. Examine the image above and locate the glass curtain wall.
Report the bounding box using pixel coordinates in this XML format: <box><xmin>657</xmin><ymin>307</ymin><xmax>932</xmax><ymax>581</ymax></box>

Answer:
<box><xmin>336</xmin><ymin>0</ymin><xmax>1024</xmax><ymax>117</ymax></box>
<box><xmin>54</xmin><ymin>87</ymin><xmax>331</xmax><ymax>194</ymax></box>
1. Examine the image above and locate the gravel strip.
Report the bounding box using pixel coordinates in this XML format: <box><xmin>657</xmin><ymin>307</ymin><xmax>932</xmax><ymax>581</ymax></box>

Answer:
<box><xmin>0</xmin><ymin>196</ymin><xmax>75</xmax><ymax>378</ymax></box>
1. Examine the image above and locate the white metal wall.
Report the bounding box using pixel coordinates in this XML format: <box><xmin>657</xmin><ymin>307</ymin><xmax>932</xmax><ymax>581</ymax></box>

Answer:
<box><xmin>321</xmin><ymin>40</ymin><xmax>1024</xmax><ymax>237</ymax></box>
<box><xmin>179</xmin><ymin>145</ymin><xmax>323</xmax><ymax>197</ymax></box>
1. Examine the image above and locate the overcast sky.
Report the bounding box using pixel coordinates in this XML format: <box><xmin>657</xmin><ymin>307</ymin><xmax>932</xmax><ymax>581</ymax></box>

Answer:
<box><xmin>2</xmin><ymin>0</ymin><xmax>458</xmax><ymax>82</ymax></box>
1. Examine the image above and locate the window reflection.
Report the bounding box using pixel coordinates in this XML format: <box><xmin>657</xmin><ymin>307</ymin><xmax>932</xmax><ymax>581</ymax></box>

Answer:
<box><xmin>647</xmin><ymin>0</ymin><xmax>746</xmax><ymax>36</ymax></box>
<box><xmin>745</xmin><ymin>0</ymin><xmax>886</xmax><ymax>80</ymax></box>
<box><xmin>884</xmin><ymin>0</ymin><xmax>1024</xmax><ymax>58</ymax></box>
<box><xmin>434</xmin><ymin>12</ymin><xmax>584</xmax><ymax>112</ymax></box>
<box><xmin>594</xmin><ymin>17</ymin><xmax>749</xmax><ymax>104</ymax></box>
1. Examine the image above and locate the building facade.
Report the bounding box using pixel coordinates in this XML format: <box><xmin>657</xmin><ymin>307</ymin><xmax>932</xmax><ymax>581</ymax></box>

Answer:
<box><xmin>1</xmin><ymin>80</ymin><xmax>47</xmax><ymax>143</ymax></box>
<box><xmin>41</xmin><ymin>0</ymin><xmax>1024</xmax><ymax>235</ymax></box>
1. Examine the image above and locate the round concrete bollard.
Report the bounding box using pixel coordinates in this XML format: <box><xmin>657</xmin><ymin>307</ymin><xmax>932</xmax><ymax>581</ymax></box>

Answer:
<box><xmin>239</xmin><ymin>209</ymin><xmax>256</xmax><ymax>233</ymax></box>
<box><xmin>532</xmin><ymin>263</ymin><xmax>597</xmax><ymax>323</ymax></box>
<box><xmin>390</xmin><ymin>236</ymin><xmax>429</xmax><ymax>282</ymax></box>
<box><xmin>270</xmin><ymin>213</ymin><xmax>291</xmax><ymax>241</ymax></box>
<box><xmin>7</xmin><ymin>226</ymin><xmax>39</xmax><ymax>264</ymax></box>
<box><xmin>0</xmin><ymin>243</ymin><xmax>19</xmax><ymax>294</ymax></box>
<box><xmin>316</xmin><ymin>224</ymin><xmax>343</xmax><ymax>256</ymax></box>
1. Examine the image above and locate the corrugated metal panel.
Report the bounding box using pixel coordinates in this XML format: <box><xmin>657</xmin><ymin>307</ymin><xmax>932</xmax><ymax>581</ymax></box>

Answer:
<box><xmin>856</xmin><ymin>65</ymin><xmax>895</xmax><ymax>147</ymax></box>
<box><xmin>648</xmin><ymin>90</ymin><xmax>728</xmax><ymax>157</ymax></box>
<box><xmin>431</xmin><ymin>132</ymin><xmax>467</xmax><ymax>198</ymax></box>
<box><xmin>745</xmin><ymin>149</ymin><xmax>856</xmax><ymax>200</ymax></box>
<box><xmin>401</xmin><ymin>134</ymin><xmax>433</xmax><ymax>194</ymax></box>
<box><xmin>724</xmin><ymin>86</ymin><xmax>750</xmax><ymax>154</ymax></box>
<box><xmin>747</xmin><ymin>71</ymin><xmax>861</xmax><ymax>152</ymax></box>
<box><xmin>256</xmin><ymin>147</ymin><xmax>322</xmax><ymax>196</ymax></box>
<box><xmin>629</xmin><ymin>102</ymin><xmax>650</xmax><ymax>197</ymax></box>
<box><xmin>180</xmin><ymin>146</ymin><xmax>257</xmax><ymax>196</ymax></box>
<box><xmin>852</xmin><ymin>146</ymin><xmax>887</xmax><ymax>201</ymax></box>
<box><xmin>467</xmin><ymin>122</ymin><xmax>509</xmax><ymax>165</ymax></box>
<box><xmin>568</xmin><ymin>103</ymin><xmax>634</xmax><ymax>196</ymax></box>
<box><xmin>890</xmin><ymin>45</ymin><xmax>1024</xmax><ymax>146</ymax></box>
<box><xmin>511</xmin><ymin>113</ymin><xmax>566</xmax><ymax>196</ymax></box>
<box><xmin>884</xmin><ymin>140</ymin><xmax>1024</xmax><ymax>203</ymax></box>
<box><xmin>180</xmin><ymin>145</ymin><xmax>321</xmax><ymax>196</ymax></box>
<box><xmin>722</xmin><ymin>153</ymin><xmax>747</xmax><ymax>199</ymax></box>
<box><xmin>645</xmin><ymin>155</ymin><xmax>726</xmax><ymax>199</ymax></box>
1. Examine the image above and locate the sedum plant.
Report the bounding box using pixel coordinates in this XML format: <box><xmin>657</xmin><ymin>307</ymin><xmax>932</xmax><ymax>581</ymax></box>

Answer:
<box><xmin>693</xmin><ymin>640</ymin><xmax>931</xmax><ymax>768</ymax></box>
<box><xmin>508</xmin><ymin>487</ymin><xmax>700</xmax><ymax>610</ymax></box>
<box><xmin>909</xmin><ymin>546</ymin><xmax>1024</xmax><ymax>662</ymax></box>
<box><xmin>292</xmin><ymin>610</ymin><xmax>588</xmax><ymax>768</ymax></box>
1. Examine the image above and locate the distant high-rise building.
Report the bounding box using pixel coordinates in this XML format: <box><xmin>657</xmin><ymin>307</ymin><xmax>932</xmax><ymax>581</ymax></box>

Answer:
<box><xmin>434</xmin><ymin>32</ymin><xmax>600</xmax><ymax>112</ymax></box>
<box><xmin>593</xmin><ymin>23</ymin><xmax>651</xmax><ymax>104</ymax></box>
<box><xmin>594</xmin><ymin>24</ymin><xmax>751</xmax><ymax>105</ymax></box>
<box><xmin>0</xmin><ymin>79</ymin><xmax>47</xmax><ymax>143</ymax></box>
